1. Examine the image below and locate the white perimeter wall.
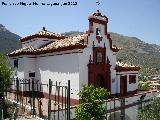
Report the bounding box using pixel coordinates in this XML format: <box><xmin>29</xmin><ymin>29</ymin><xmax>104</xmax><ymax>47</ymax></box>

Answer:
<box><xmin>106</xmin><ymin>91</ymin><xmax>158</xmax><ymax>120</ymax></box>
<box><xmin>51</xmin><ymin>91</ymin><xmax>159</xmax><ymax>120</ymax></box>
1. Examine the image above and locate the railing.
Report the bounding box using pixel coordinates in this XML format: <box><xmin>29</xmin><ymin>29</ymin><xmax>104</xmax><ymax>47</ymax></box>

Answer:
<box><xmin>5</xmin><ymin>77</ymin><xmax>71</xmax><ymax>120</ymax></box>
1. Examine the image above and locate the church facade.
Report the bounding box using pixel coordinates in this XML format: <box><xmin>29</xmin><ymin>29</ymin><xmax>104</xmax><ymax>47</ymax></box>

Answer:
<box><xmin>8</xmin><ymin>10</ymin><xmax>140</xmax><ymax>105</ymax></box>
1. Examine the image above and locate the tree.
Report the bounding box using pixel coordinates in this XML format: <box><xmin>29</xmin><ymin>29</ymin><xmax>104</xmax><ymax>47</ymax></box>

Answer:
<box><xmin>0</xmin><ymin>53</ymin><xmax>13</xmax><ymax>117</ymax></box>
<box><xmin>138</xmin><ymin>97</ymin><xmax>160</xmax><ymax>120</ymax></box>
<box><xmin>0</xmin><ymin>53</ymin><xmax>13</xmax><ymax>85</ymax></box>
<box><xmin>75</xmin><ymin>85</ymin><xmax>110</xmax><ymax>120</ymax></box>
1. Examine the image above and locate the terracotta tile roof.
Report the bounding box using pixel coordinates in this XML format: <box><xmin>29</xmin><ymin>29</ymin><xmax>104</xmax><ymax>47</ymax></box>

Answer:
<box><xmin>38</xmin><ymin>35</ymin><xmax>86</xmax><ymax>51</ymax></box>
<box><xmin>20</xmin><ymin>27</ymin><xmax>66</xmax><ymax>42</ymax></box>
<box><xmin>111</xmin><ymin>45</ymin><xmax>120</xmax><ymax>52</ymax></box>
<box><xmin>116</xmin><ymin>61</ymin><xmax>140</xmax><ymax>72</ymax></box>
<box><xmin>9</xmin><ymin>46</ymin><xmax>37</xmax><ymax>56</ymax></box>
<box><xmin>116</xmin><ymin>61</ymin><xmax>136</xmax><ymax>67</ymax></box>
<box><xmin>9</xmin><ymin>35</ymin><xmax>87</xmax><ymax>57</ymax></box>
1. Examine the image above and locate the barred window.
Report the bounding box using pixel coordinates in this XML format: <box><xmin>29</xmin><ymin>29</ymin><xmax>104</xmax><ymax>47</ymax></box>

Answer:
<box><xmin>29</xmin><ymin>72</ymin><xmax>35</xmax><ymax>77</ymax></box>
<box><xmin>129</xmin><ymin>75</ymin><xmax>136</xmax><ymax>84</ymax></box>
<box><xmin>14</xmin><ymin>59</ymin><xmax>18</xmax><ymax>68</ymax></box>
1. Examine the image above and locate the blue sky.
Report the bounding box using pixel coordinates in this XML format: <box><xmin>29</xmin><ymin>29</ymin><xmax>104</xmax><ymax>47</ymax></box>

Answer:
<box><xmin>0</xmin><ymin>0</ymin><xmax>160</xmax><ymax>45</ymax></box>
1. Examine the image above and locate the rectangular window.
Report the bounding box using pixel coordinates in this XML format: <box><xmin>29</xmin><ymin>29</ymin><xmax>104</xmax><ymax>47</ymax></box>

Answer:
<box><xmin>14</xmin><ymin>59</ymin><xmax>18</xmax><ymax>68</ymax></box>
<box><xmin>29</xmin><ymin>72</ymin><xmax>35</xmax><ymax>77</ymax></box>
<box><xmin>129</xmin><ymin>75</ymin><xmax>136</xmax><ymax>84</ymax></box>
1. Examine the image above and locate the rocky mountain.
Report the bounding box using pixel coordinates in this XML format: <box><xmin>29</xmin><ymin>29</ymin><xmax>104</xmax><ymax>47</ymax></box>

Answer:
<box><xmin>62</xmin><ymin>31</ymin><xmax>160</xmax><ymax>75</ymax></box>
<box><xmin>0</xmin><ymin>24</ymin><xmax>21</xmax><ymax>54</ymax></box>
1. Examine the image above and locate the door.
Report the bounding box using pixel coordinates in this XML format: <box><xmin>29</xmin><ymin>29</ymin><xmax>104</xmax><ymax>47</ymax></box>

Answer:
<box><xmin>120</xmin><ymin>75</ymin><xmax>127</xmax><ymax>96</ymax></box>
<box><xmin>96</xmin><ymin>74</ymin><xmax>105</xmax><ymax>88</ymax></box>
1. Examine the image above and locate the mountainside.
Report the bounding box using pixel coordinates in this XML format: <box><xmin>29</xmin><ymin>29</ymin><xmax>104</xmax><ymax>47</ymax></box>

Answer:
<box><xmin>62</xmin><ymin>31</ymin><xmax>160</xmax><ymax>75</ymax></box>
<box><xmin>110</xmin><ymin>32</ymin><xmax>160</xmax><ymax>75</ymax></box>
<box><xmin>0</xmin><ymin>24</ymin><xmax>21</xmax><ymax>54</ymax></box>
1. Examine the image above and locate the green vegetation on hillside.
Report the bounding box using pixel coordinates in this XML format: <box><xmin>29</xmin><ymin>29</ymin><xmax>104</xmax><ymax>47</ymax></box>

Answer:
<box><xmin>110</xmin><ymin>32</ymin><xmax>160</xmax><ymax>75</ymax></box>
<box><xmin>138</xmin><ymin>97</ymin><xmax>160</xmax><ymax>120</ymax></box>
<box><xmin>0</xmin><ymin>24</ymin><xmax>21</xmax><ymax>54</ymax></box>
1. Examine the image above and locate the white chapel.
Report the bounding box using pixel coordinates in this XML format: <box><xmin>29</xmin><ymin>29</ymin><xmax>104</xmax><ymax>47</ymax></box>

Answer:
<box><xmin>9</xmin><ymin>10</ymin><xmax>140</xmax><ymax>105</ymax></box>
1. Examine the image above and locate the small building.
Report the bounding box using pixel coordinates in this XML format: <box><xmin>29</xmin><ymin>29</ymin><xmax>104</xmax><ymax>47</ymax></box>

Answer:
<box><xmin>8</xmin><ymin>10</ymin><xmax>140</xmax><ymax>105</ymax></box>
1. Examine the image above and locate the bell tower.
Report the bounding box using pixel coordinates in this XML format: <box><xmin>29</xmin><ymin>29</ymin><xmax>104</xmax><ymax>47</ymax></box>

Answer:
<box><xmin>87</xmin><ymin>10</ymin><xmax>111</xmax><ymax>91</ymax></box>
<box><xmin>88</xmin><ymin>10</ymin><xmax>108</xmax><ymax>38</ymax></box>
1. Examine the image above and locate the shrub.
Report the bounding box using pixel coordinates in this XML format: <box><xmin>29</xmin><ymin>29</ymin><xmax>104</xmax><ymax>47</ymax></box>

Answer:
<box><xmin>75</xmin><ymin>85</ymin><xmax>110</xmax><ymax>120</ymax></box>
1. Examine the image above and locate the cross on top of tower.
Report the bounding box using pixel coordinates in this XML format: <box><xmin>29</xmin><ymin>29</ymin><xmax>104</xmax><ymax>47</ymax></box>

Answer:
<box><xmin>93</xmin><ymin>10</ymin><xmax>102</xmax><ymax>16</ymax></box>
<box><xmin>96</xmin><ymin>1</ymin><xmax>102</xmax><ymax>13</ymax></box>
<box><xmin>96</xmin><ymin>1</ymin><xmax>100</xmax><ymax>5</ymax></box>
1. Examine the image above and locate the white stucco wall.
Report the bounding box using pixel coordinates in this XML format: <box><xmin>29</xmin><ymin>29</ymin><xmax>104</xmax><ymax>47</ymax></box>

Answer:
<box><xmin>111</xmin><ymin>70</ymin><xmax>117</xmax><ymax>94</ymax></box>
<box><xmin>116</xmin><ymin>75</ymin><xmax>121</xmax><ymax>93</ymax></box>
<box><xmin>23</xmin><ymin>56</ymin><xmax>36</xmax><ymax>79</ymax></box>
<box><xmin>10</xmin><ymin>56</ymin><xmax>37</xmax><ymax>91</ymax></box>
<box><xmin>36</xmin><ymin>51</ymin><xmax>80</xmax><ymax>99</ymax></box>
<box><xmin>10</xmin><ymin>57</ymin><xmax>24</xmax><ymax>79</ymax></box>
<box><xmin>127</xmin><ymin>74</ymin><xmax>138</xmax><ymax>92</ymax></box>
<box><xmin>81</xmin><ymin>22</ymin><xmax>117</xmax><ymax>94</ymax></box>
<box><xmin>116</xmin><ymin>71</ymin><xmax>139</xmax><ymax>93</ymax></box>
<box><xmin>78</xmin><ymin>48</ymin><xmax>92</xmax><ymax>88</ymax></box>
<box><xmin>9</xmin><ymin>51</ymin><xmax>80</xmax><ymax>99</ymax></box>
